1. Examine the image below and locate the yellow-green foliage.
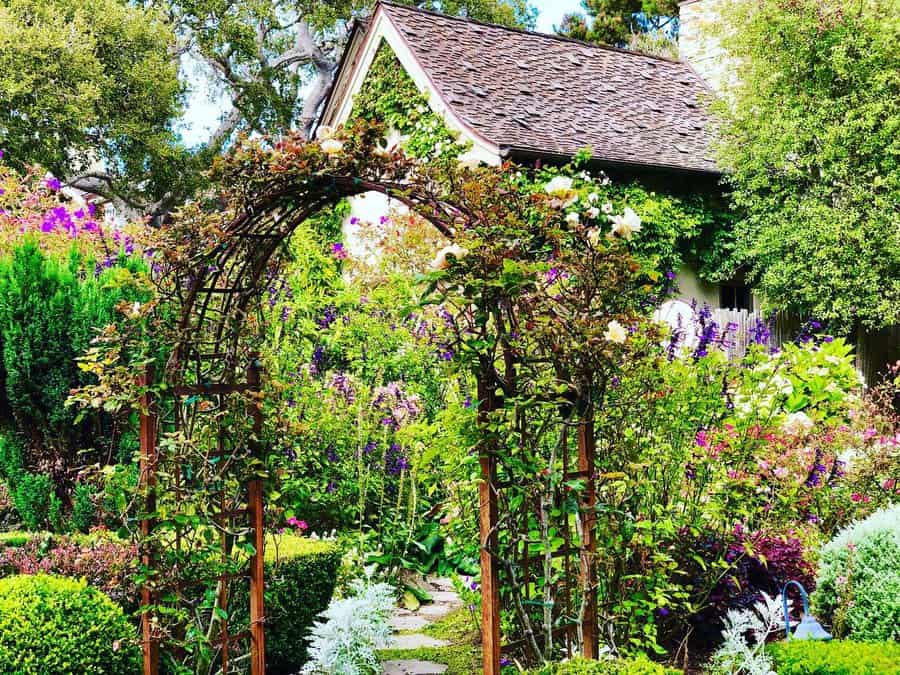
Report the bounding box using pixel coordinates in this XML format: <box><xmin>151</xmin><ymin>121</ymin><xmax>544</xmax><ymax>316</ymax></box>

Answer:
<box><xmin>769</xmin><ymin>640</ymin><xmax>900</xmax><ymax>675</ymax></box>
<box><xmin>0</xmin><ymin>574</ymin><xmax>140</xmax><ymax>674</ymax></box>
<box><xmin>232</xmin><ymin>533</ymin><xmax>341</xmax><ymax>671</ymax></box>
<box><xmin>532</xmin><ymin>656</ymin><xmax>680</xmax><ymax>675</ymax></box>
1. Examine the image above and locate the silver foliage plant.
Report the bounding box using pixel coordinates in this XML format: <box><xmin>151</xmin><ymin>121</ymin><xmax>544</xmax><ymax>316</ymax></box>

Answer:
<box><xmin>302</xmin><ymin>579</ymin><xmax>395</xmax><ymax>675</ymax></box>
<box><xmin>712</xmin><ymin>591</ymin><xmax>786</xmax><ymax>675</ymax></box>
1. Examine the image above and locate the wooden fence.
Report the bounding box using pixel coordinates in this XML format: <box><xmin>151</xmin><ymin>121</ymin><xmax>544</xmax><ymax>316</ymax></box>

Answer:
<box><xmin>710</xmin><ymin>308</ymin><xmax>899</xmax><ymax>386</ymax></box>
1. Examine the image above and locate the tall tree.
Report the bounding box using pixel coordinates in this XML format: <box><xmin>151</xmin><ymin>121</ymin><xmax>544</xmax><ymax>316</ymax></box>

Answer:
<box><xmin>557</xmin><ymin>0</ymin><xmax>679</xmax><ymax>47</ymax></box>
<box><xmin>0</xmin><ymin>0</ymin><xmax>184</xmax><ymax>213</ymax></box>
<box><xmin>0</xmin><ymin>0</ymin><xmax>534</xmax><ymax>218</ymax></box>
<box><xmin>712</xmin><ymin>0</ymin><xmax>899</xmax><ymax>332</ymax></box>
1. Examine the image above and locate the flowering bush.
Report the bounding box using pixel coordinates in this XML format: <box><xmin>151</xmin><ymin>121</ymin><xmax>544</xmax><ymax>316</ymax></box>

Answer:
<box><xmin>0</xmin><ymin>531</ymin><xmax>138</xmax><ymax>610</ymax></box>
<box><xmin>812</xmin><ymin>504</ymin><xmax>900</xmax><ymax>641</ymax></box>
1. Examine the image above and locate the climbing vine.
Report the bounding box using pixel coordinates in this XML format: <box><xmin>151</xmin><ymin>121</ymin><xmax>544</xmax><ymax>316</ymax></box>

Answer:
<box><xmin>350</xmin><ymin>40</ymin><xmax>467</xmax><ymax>160</ymax></box>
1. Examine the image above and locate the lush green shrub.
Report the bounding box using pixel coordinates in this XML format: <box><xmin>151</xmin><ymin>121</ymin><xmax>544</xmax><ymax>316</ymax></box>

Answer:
<box><xmin>231</xmin><ymin>534</ymin><xmax>341</xmax><ymax>673</ymax></box>
<box><xmin>813</xmin><ymin>504</ymin><xmax>900</xmax><ymax>641</ymax></box>
<box><xmin>0</xmin><ymin>240</ymin><xmax>150</xmax><ymax>523</ymax></box>
<box><xmin>532</xmin><ymin>655</ymin><xmax>679</xmax><ymax>674</ymax></box>
<box><xmin>0</xmin><ymin>574</ymin><xmax>140</xmax><ymax>674</ymax></box>
<box><xmin>69</xmin><ymin>482</ymin><xmax>96</xmax><ymax>533</ymax></box>
<box><xmin>11</xmin><ymin>472</ymin><xmax>61</xmax><ymax>531</ymax></box>
<box><xmin>769</xmin><ymin>639</ymin><xmax>900</xmax><ymax>675</ymax></box>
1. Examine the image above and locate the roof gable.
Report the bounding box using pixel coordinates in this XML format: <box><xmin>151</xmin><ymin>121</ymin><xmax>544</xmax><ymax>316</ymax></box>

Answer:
<box><xmin>322</xmin><ymin>1</ymin><xmax>719</xmax><ymax>175</ymax></box>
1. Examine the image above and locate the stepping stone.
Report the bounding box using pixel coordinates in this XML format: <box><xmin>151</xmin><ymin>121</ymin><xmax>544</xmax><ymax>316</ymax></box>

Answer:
<box><xmin>382</xmin><ymin>660</ymin><xmax>448</xmax><ymax>675</ymax></box>
<box><xmin>390</xmin><ymin>614</ymin><xmax>432</xmax><ymax>632</ymax></box>
<box><xmin>387</xmin><ymin>633</ymin><xmax>450</xmax><ymax>650</ymax></box>
<box><xmin>428</xmin><ymin>591</ymin><xmax>463</xmax><ymax>607</ymax></box>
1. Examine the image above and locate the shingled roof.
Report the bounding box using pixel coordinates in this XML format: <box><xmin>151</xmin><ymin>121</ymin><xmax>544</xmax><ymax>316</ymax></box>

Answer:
<box><xmin>371</xmin><ymin>1</ymin><xmax>719</xmax><ymax>175</ymax></box>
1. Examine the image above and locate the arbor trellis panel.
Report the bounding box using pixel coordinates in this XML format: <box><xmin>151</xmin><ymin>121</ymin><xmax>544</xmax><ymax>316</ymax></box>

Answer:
<box><xmin>138</xmin><ymin>126</ymin><xmax>609</xmax><ymax>674</ymax></box>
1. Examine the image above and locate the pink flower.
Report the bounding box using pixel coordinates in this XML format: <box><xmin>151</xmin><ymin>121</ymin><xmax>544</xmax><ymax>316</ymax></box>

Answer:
<box><xmin>883</xmin><ymin>478</ymin><xmax>897</xmax><ymax>492</ymax></box>
<box><xmin>695</xmin><ymin>430</ymin><xmax>709</xmax><ymax>448</ymax></box>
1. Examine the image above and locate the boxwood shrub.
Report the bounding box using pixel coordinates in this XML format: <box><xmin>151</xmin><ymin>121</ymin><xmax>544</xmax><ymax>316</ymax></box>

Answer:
<box><xmin>770</xmin><ymin>639</ymin><xmax>900</xmax><ymax>674</ymax></box>
<box><xmin>0</xmin><ymin>574</ymin><xmax>140</xmax><ymax>674</ymax></box>
<box><xmin>532</xmin><ymin>655</ymin><xmax>680</xmax><ymax>674</ymax></box>
<box><xmin>231</xmin><ymin>534</ymin><xmax>341</xmax><ymax>674</ymax></box>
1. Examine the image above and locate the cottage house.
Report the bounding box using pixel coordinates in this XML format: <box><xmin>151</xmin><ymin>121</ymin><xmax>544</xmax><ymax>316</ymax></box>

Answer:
<box><xmin>317</xmin><ymin>0</ymin><xmax>898</xmax><ymax>378</ymax></box>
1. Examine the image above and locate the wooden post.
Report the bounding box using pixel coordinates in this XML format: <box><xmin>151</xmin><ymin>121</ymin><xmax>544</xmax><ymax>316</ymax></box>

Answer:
<box><xmin>139</xmin><ymin>366</ymin><xmax>160</xmax><ymax>675</ymax></box>
<box><xmin>478</xmin><ymin>376</ymin><xmax>501</xmax><ymax>675</ymax></box>
<box><xmin>577</xmin><ymin>418</ymin><xmax>598</xmax><ymax>659</ymax></box>
<box><xmin>247</xmin><ymin>357</ymin><xmax>266</xmax><ymax>675</ymax></box>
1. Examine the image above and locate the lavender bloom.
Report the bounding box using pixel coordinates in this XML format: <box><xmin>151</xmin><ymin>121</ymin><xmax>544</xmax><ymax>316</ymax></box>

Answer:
<box><xmin>317</xmin><ymin>305</ymin><xmax>338</xmax><ymax>329</ymax></box>
<box><xmin>373</xmin><ymin>382</ymin><xmax>422</xmax><ymax>430</ymax></box>
<box><xmin>310</xmin><ymin>345</ymin><xmax>326</xmax><ymax>376</ymax></box>
<box><xmin>330</xmin><ymin>372</ymin><xmax>355</xmax><ymax>403</ymax></box>
<box><xmin>749</xmin><ymin>317</ymin><xmax>772</xmax><ymax>346</ymax></box>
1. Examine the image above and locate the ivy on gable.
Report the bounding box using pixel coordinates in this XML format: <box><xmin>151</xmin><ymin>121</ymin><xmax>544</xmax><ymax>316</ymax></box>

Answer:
<box><xmin>350</xmin><ymin>40</ymin><xmax>466</xmax><ymax>160</ymax></box>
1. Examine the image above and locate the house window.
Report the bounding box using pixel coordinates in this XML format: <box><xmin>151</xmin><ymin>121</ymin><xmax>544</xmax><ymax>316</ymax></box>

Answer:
<box><xmin>720</xmin><ymin>284</ymin><xmax>753</xmax><ymax>311</ymax></box>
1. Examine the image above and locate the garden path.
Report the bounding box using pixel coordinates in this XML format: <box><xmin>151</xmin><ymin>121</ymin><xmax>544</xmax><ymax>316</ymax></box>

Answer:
<box><xmin>381</xmin><ymin>577</ymin><xmax>462</xmax><ymax>674</ymax></box>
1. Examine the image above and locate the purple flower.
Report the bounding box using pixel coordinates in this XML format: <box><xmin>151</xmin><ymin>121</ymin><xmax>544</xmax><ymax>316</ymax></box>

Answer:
<box><xmin>331</xmin><ymin>242</ymin><xmax>348</xmax><ymax>260</ymax></box>
<box><xmin>45</xmin><ymin>177</ymin><xmax>61</xmax><ymax>191</ymax></box>
<box><xmin>326</xmin><ymin>445</ymin><xmax>339</xmax><ymax>463</ymax></box>
<box><xmin>326</xmin><ymin>480</ymin><xmax>337</xmax><ymax>493</ymax></box>
<box><xmin>657</xmin><ymin>607</ymin><xmax>670</xmax><ymax>617</ymax></box>
<box><xmin>317</xmin><ymin>305</ymin><xmax>338</xmax><ymax>329</ymax></box>
<box><xmin>330</xmin><ymin>372</ymin><xmax>355</xmax><ymax>403</ymax></box>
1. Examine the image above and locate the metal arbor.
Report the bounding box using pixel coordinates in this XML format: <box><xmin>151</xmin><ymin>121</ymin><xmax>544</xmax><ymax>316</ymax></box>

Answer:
<box><xmin>138</xmin><ymin>125</ymin><xmax>602</xmax><ymax>674</ymax></box>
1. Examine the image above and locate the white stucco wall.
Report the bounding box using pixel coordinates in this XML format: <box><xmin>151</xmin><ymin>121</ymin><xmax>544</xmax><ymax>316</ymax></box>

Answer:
<box><xmin>675</xmin><ymin>263</ymin><xmax>720</xmax><ymax>309</ymax></box>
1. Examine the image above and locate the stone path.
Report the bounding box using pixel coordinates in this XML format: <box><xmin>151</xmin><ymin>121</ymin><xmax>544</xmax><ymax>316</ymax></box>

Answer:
<box><xmin>381</xmin><ymin>577</ymin><xmax>461</xmax><ymax>675</ymax></box>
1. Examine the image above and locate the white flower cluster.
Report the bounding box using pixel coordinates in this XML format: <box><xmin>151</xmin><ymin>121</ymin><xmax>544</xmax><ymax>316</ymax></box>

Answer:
<box><xmin>543</xmin><ymin>176</ymin><xmax>642</xmax><ymax>241</ymax></box>
<box><xmin>316</xmin><ymin>125</ymin><xmax>344</xmax><ymax>156</ymax></box>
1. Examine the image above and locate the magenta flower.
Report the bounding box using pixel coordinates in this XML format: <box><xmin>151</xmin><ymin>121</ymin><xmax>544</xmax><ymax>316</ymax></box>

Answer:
<box><xmin>331</xmin><ymin>242</ymin><xmax>347</xmax><ymax>260</ymax></box>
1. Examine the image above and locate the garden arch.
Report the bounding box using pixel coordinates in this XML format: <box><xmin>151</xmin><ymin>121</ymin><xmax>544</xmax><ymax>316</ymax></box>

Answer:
<box><xmin>140</xmin><ymin>125</ymin><xmax>600</xmax><ymax>674</ymax></box>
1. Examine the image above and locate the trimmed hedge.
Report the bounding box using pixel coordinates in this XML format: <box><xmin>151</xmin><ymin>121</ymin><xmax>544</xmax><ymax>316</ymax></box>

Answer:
<box><xmin>232</xmin><ymin>534</ymin><xmax>341</xmax><ymax>674</ymax></box>
<box><xmin>0</xmin><ymin>574</ymin><xmax>140</xmax><ymax>674</ymax></box>
<box><xmin>532</xmin><ymin>656</ymin><xmax>680</xmax><ymax>674</ymax></box>
<box><xmin>770</xmin><ymin>640</ymin><xmax>900</xmax><ymax>674</ymax></box>
<box><xmin>0</xmin><ymin>530</ymin><xmax>34</xmax><ymax>548</ymax></box>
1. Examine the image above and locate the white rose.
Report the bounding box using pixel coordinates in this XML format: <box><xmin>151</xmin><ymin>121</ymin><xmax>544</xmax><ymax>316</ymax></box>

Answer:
<box><xmin>604</xmin><ymin>320</ymin><xmax>628</xmax><ymax>344</ymax></box>
<box><xmin>586</xmin><ymin>206</ymin><xmax>600</xmax><ymax>219</ymax></box>
<box><xmin>609</xmin><ymin>207</ymin><xmax>642</xmax><ymax>239</ymax></box>
<box><xmin>565</xmin><ymin>212</ymin><xmax>580</xmax><ymax>225</ymax></box>
<box><xmin>316</xmin><ymin>125</ymin><xmax>335</xmax><ymax>140</ymax></box>
<box><xmin>601</xmin><ymin>201</ymin><xmax>614</xmax><ymax>214</ymax></box>
<box><xmin>320</xmin><ymin>138</ymin><xmax>344</xmax><ymax>155</ymax></box>
<box><xmin>430</xmin><ymin>243</ymin><xmax>468</xmax><ymax>270</ymax></box>
<box><xmin>544</xmin><ymin>176</ymin><xmax>574</xmax><ymax>196</ymax></box>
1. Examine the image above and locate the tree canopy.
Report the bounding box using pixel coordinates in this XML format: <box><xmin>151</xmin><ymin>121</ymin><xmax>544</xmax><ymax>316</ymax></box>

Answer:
<box><xmin>557</xmin><ymin>0</ymin><xmax>679</xmax><ymax>48</ymax></box>
<box><xmin>0</xmin><ymin>0</ymin><xmax>183</xmax><ymax>207</ymax></box>
<box><xmin>712</xmin><ymin>0</ymin><xmax>900</xmax><ymax>332</ymax></box>
<box><xmin>0</xmin><ymin>0</ymin><xmax>535</xmax><ymax>218</ymax></box>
